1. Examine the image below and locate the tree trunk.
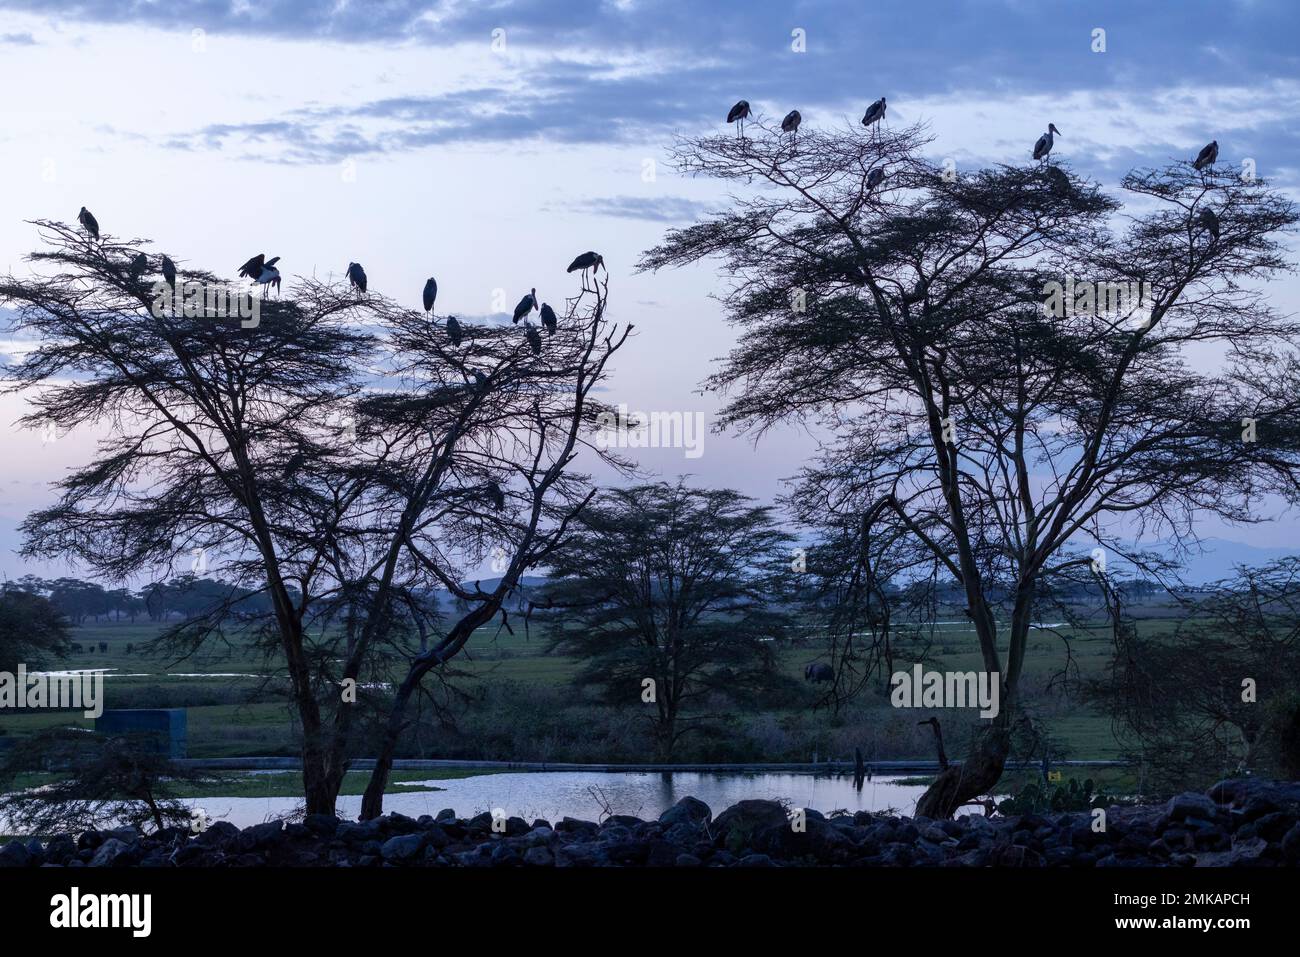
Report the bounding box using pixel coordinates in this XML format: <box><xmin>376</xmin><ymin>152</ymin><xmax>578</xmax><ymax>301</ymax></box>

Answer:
<box><xmin>359</xmin><ymin>667</ymin><xmax>423</xmax><ymax>821</ymax></box>
<box><xmin>914</xmin><ymin>713</ymin><xmax>1011</xmax><ymax>819</ymax></box>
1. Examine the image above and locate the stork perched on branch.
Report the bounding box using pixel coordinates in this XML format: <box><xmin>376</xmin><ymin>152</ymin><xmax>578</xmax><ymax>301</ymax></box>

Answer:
<box><xmin>346</xmin><ymin>262</ymin><xmax>367</xmax><ymax>294</ymax></box>
<box><xmin>1033</xmin><ymin>123</ymin><xmax>1060</xmax><ymax>163</ymax></box>
<box><xmin>781</xmin><ymin>109</ymin><xmax>802</xmax><ymax>145</ymax></box>
<box><xmin>239</xmin><ymin>254</ymin><xmax>281</xmax><ymax>299</ymax></box>
<box><xmin>1198</xmin><ymin>207</ymin><xmax>1220</xmax><ymax>241</ymax></box>
<box><xmin>567</xmin><ymin>251</ymin><xmax>605</xmax><ymax>292</ymax></box>
<box><xmin>540</xmin><ymin>302</ymin><xmax>558</xmax><ymax>334</ymax></box>
<box><xmin>727</xmin><ymin>99</ymin><xmax>751</xmax><ymax>139</ymax></box>
<box><xmin>423</xmin><ymin>277</ymin><xmax>438</xmax><ymax>315</ymax></box>
<box><xmin>512</xmin><ymin>288</ymin><xmax>538</xmax><ymax>324</ymax></box>
<box><xmin>861</xmin><ymin>97</ymin><xmax>886</xmax><ymax>129</ymax></box>
<box><xmin>1194</xmin><ymin>140</ymin><xmax>1218</xmax><ymax>171</ymax></box>
<box><xmin>78</xmin><ymin>206</ymin><xmax>99</xmax><ymax>241</ymax></box>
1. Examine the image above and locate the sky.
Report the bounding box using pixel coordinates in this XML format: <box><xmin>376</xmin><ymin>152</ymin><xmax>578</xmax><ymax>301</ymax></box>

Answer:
<box><xmin>0</xmin><ymin>0</ymin><xmax>1298</xmax><ymax>581</ymax></box>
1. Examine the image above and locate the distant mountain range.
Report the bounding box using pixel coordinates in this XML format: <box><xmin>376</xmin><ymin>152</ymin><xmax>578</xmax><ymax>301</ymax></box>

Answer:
<box><xmin>1</xmin><ymin>512</ymin><xmax>1296</xmax><ymax>587</ymax></box>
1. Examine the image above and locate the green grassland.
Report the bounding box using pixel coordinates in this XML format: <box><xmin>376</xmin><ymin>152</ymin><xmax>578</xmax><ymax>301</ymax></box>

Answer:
<box><xmin>0</xmin><ymin>609</ymin><xmax>1168</xmax><ymax>769</ymax></box>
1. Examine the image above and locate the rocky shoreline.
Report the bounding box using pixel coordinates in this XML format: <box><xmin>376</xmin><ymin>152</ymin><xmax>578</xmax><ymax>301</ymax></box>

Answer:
<box><xmin>3</xmin><ymin>777</ymin><xmax>1299</xmax><ymax>868</ymax></box>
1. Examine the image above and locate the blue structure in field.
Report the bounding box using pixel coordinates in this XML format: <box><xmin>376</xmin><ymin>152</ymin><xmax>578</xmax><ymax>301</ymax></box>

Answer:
<box><xmin>95</xmin><ymin>709</ymin><xmax>187</xmax><ymax>758</ymax></box>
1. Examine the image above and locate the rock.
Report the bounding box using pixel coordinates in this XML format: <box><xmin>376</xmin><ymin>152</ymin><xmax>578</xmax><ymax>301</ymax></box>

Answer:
<box><xmin>664</xmin><ymin>822</ymin><xmax>704</xmax><ymax>846</ymax></box>
<box><xmin>555</xmin><ymin>843</ymin><xmax>604</xmax><ymax>867</ymax></box>
<box><xmin>43</xmin><ymin>835</ymin><xmax>77</xmax><ymax>866</ymax></box>
<box><xmin>0</xmin><ymin>842</ymin><xmax>32</xmax><ymax>868</ymax></box>
<box><xmin>435</xmin><ymin>809</ymin><xmax>457</xmax><ymax>823</ymax></box>
<box><xmin>522</xmin><ymin>827</ymin><xmax>554</xmax><ymax>848</ymax></box>
<box><xmin>380</xmin><ymin>834</ymin><xmax>426</xmax><ymax>863</ymax></box>
<box><xmin>304</xmin><ymin>814</ymin><xmax>340</xmax><ymax>835</ymax></box>
<box><xmin>1165</xmin><ymin>792</ymin><xmax>1219</xmax><ymax>823</ymax></box>
<box><xmin>646</xmin><ymin>840</ymin><xmax>679</xmax><ymax>867</ymax></box>
<box><xmin>674</xmin><ymin>853</ymin><xmax>702</xmax><ymax>867</ymax></box>
<box><xmin>754</xmin><ymin>816</ymin><xmax>853</xmax><ymax>863</ymax></box>
<box><xmin>238</xmin><ymin>820</ymin><xmax>285</xmax><ymax>851</ymax></box>
<box><xmin>1208</xmin><ymin>778</ymin><xmax>1300</xmax><ymax>811</ymax></box>
<box><xmin>195</xmin><ymin>820</ymin><xmax>240</xmax><ymax>847</ymax></box>
<box><xmin>555</xmin><ymin>817</ymin><xmax>599</xmax><ymax>836</ymax></box>
<box><xmin>89</xmin><ymin>838</ymin><xmax>136</xmax><ymax>868</ymax></box>
<box><xmin>1281</xmin><ymin>822</ymin><xmax>1300</xmax><ymax>861</ymax></box>
<box><xmin>712</xmin><ymin>800</ymin><xmax>790</xmax><ymax>853</ymax></box>
<box><xmin>336</xmin><ymin>819</ymin><xmax>383</xmax><ymax>844</ymax></box>
<box><xmin>738</xmin><ymin>853</ymin><xmax>777</xmax><ymax>867</ymax></box>
<box><xmin>522</xmin><ymin>846</ymin><xmax>554</xmax><ymax>867</ymax></box>
<box><xmin>659</xmin><ymin>796</ymin><xmax>712</xmax><ymax>828</ymax></box>
<box><xmin>1244</xmin><ymin>812</ymin><xmax>1296</xmax><ymax>842</ymax></box>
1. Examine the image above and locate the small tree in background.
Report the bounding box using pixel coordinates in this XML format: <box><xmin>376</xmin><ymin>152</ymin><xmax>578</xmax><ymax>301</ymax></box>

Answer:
<box><xmin>541</xmin><ymin>481</ymin><xmax>794</xmax><ymax>760</ymax></box>
<box><xmin>0</xmin><ymin>729</ymin><xmax>215</xmax><ymax>834</ymax></box>
<box><xmin>0</xmin><ymin>583</ymin><xmax>69</xmax><ymax>673</ymax></box>
<box><xmin>1089</xmin><ymin>558</ymin><xmax>1300</xmax><ymax>790</ymax></box>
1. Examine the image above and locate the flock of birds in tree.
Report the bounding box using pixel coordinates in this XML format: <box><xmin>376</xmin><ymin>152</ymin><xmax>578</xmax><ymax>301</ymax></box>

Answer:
<box><xmin>69</xmin><ymin>107</ymin><xmax>1224</xmax><ymax>359</ymax></box>
<box><xmin>70</xmin><ymin>205</ymin><xmax>607</xmax><ymax>359</ymax></box>
<box><xmin>724</xmin><ymin>98</ymin><xmax>1223</xmax><ymax>240</ymax></box>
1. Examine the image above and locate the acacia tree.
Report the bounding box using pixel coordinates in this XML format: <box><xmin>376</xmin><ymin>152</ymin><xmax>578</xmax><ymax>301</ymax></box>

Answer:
<box><xmin>0</xmin><ymin>583</ymin><xmax>69</xmax><ymax>672</ymax></box>
<box><xmin>355</xmin><ymin>278</ymin><xmax>630</xmax><ymax>818</ymax></box>
<box><xmin>1089</xmin><ymin>558</ymin><xmax>1300</xmax><ymax>789</ymax></box>
<box><xmin>540</xmin><ymin>481</ymin><xmax>793</xmax><ymax>761</ymax></box>
<box><xmin>641</xmin><ymin>117</ymin><xmax>1300</xmax><ymax>816</ymax></box>
<box><xmin>1</xmin><ymin>221</ymin><xmax>629</xmax><ymax>818</ymax></box>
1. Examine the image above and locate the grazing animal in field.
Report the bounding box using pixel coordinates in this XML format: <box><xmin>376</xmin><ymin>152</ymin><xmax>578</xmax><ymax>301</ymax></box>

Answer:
<box><xmin>805</xmin><ymin>662</ymin><xmax>834</xmax><ymax>683</ymax></box>
<box><xmin>98</xmin><ymin>642</ymin><xmax>108</xmax><ymax>653</ymax></box>
<box><xmin>71</xmin><ymin>643</ymin><xmax>84</xmax><ymax>654</ymax></box>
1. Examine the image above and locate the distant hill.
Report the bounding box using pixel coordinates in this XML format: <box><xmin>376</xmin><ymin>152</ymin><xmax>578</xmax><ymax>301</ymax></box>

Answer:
<box><xmin>1108</xmin><ymin>537</ymin><xmax>1300</xmax><ymax>585</ymax></box>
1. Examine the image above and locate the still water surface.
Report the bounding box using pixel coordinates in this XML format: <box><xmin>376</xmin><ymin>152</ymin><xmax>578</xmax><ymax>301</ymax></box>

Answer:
<box><xmin>190</xmin><ymin>771</ymin><xmax>967</xmax><ymax>828</ymax></box>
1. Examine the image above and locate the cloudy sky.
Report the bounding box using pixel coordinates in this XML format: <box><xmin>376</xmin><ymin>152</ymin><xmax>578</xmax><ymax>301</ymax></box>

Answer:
<box><xmin>1</xmin><ymin>0</ymin><xmax>1298</xmax><ymax>580</ymax></box>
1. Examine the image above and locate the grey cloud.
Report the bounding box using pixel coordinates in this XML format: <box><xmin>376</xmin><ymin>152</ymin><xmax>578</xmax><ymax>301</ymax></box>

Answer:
<box><xmin>557</xmin><ymin>196</ymin><xmax>712</xmax><ymax>223</ymax></box>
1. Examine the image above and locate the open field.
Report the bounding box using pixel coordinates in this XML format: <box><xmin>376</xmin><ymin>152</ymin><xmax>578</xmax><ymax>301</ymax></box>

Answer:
<box><xmin>0</xmin><ymin>610</ymin><xmax>1187</xmax><ymax>770</ymax></box>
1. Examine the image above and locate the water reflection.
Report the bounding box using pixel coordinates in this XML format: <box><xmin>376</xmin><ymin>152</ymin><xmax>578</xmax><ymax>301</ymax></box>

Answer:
<box><xmin>189</xmin><ymin>772</ymin><xmax>962</xmax><ymax>829</ymax></box>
